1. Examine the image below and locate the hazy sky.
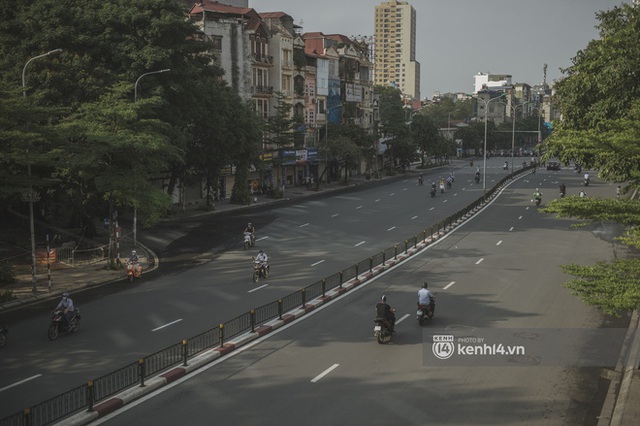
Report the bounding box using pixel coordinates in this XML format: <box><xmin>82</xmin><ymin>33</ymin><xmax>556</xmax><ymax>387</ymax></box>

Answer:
<box><xmin>252</xmin><ymin>0</ymin><xmax>629</xmax><ymax>97</ymax></box>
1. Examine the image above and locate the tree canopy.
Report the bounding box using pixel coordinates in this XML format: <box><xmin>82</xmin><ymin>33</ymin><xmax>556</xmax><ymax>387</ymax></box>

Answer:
<box><xmin>542</xmin><ymin>2</ymin><xmax>640</xmax><ymax>316</ymax></box>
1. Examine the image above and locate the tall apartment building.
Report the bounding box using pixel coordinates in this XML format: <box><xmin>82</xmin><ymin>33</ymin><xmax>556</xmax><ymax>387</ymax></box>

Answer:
<box><xmin>373</xmin><ymin>0</ymin><xmax>420</xmax><ymax>100</ymax></box>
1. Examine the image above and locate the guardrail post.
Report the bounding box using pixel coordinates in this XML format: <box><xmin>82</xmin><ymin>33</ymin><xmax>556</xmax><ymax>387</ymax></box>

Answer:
<box><xmin>339</xmin><ymin>271</ymin><xmax>343</xmax><ymax>287</ymax></box>
<box><xmin>322</xmin><ymin>279</ymin><xmax>326</xmax><ymax>297</ymax></box>
<box><xmin>219</xmin><ymin>324</ymin><xmax>225</xmax><ymax>347</ymax></box>
<box><xmin>394</xmin><ymin>244</ymin><xmax>398</xmax><ymax>260</ymax></box>
<box><xmin>23</xmin><ymin>408</ymin><xmax>30</xmax><ymax>426</ymax></box>
<box><xmin>369</xmin><ymin>257</ymin><xmax>373</xmax><ymax>273</ymax></box>
<box><xmin>250</xmin><ymin>310</ymin><xmax>256</xmax><ymax>333</ymax></box>
<box><xmin>404</xmin><ymin>240</ymin><xmax>408</xmax><ymax>254</ymax></box>
<box><xmin>278</xmin><ymin>299</ymin><xmax>283</xmax><ymax>319</ymax></box>
<box><xmin>182</xmin><ymin>340</ymin><xmax>188</xmax><ymax>366</ymax></box>
<box><xmin>87</xmin><ymin>380</ymin><xmax>94</xmax><ymax>412</ymax></box>
<box><xmin>355</xmin><ymin>264</ymin><xmax>359</xmax><ymax>279</ymax></box>
<box><xmin>301</xmin><ymin>289</ymin><xmax>306</xmax><ymax>308</ymax></box>
<box><xmin>382</xmin><ymin>251</ymin><xmax>386</xmax><ymax>265</ymax></box>
<box><xmin>138</xmin><ymin>359</ymin><xmax>146</xmax><ymax>387</ymax></box>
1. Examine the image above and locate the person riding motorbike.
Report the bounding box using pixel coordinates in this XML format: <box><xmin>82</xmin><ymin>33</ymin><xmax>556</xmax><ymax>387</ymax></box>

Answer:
<box><xmin>533</xmin><ymin>188</ymin><xmax>542</xmax><ymax>205</ymax></box>
<box><xmin>255</xmin><ymin>249</ymin><xmax>268</xmax><ymax>270</ymax></box>
<box><xmin>418</xmin><ymin>174</ymin><xmax>424</xmax><ymax>186</ymax></box>
<box><xmin>438</xmin><ymin>178</ymin><xmax>446</xmax><ymax>193</ymax></box>
<box><xmin>55</xmin><ymin>292</ymin><xmax>75</xmax><ymax>328</ymax></box>
<box><xmin>475</xmin><ymin>171</ymin><xmax>480</xmax><ymax>183</ymax></box>
<box><xmin>244</xmin><ymin>222</ymin><xmax>256</xmax><ymax>244</ymax></box>
<box><xmin>418</xmin><ymin>282</ymin><xmax>436</xmax><ymax>318</ymax></box>
<box><xmin>583</xmin><ymin>172</ymin><xmax>590</xmax><ymax>186</ymax></box>
<box><xmin>503</xmin><ymin>160</ymin><xmax>508</xmax><ymax>170</ymax></box>
<box><xmin>129</xmin><ymin>250</ymin><xmax>139</xmax><ymax>264</ymax></box>
<box><xmin>375</xmin><ymin>295</ymin><xmax>396</xmax><ymax>332</ymax></box>
<box><xmin>559</xmin><ymin>182</ymin><xmax>566</xmax><ymax>198</ymax></box>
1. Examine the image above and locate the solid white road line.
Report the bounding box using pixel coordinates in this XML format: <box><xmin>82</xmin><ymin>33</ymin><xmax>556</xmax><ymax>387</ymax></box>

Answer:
<box><xmin>310</xmin><ymin>260</ymin><xmax>325</xmax><ymax>267</ymax></box>
<box><xmin>0</xmin><ymin>374</ymin><xmax>42</xmax><ymax>393</ymax></box>
<box><xmin>152</xmin><ymin>319</ymin><xmax>183</xmax><ymax>332</ymax></box>
<box><xmin>248</xmin><ymin>284</ymin><xmax>268</xmax><ymax>293</ymax></box>
<box><xmin>355</xmin><ymin>241</ymin><xmax>365</xmax><ymax>247</ymax></box>
<box><xmin>311</xmin><ymin>364</ymin><xmax>340</xmax><ymax>383</ymax></box>
<box><xmin>443</xmin><ymin>281</ymin><xmax>455</xmax><ymax>290</ymax></box>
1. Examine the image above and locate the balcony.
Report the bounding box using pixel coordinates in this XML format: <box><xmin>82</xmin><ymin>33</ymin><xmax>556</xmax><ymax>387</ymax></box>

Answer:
<box><xmin>251</xmin><ymin>85</ymin><xmax>274</xmax><ymax>95</ymax></box>
<box><xmin>252</xmin><ymin>53</ymin><xmax>274</xmax><ymax>65</ymax></box>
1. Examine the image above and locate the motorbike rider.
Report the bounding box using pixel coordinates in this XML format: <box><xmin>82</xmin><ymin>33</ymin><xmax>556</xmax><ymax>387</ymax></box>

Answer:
<box><xmin>418</xmin><ymin>282</ymin><xmax>436</xmax><ymax>317</ymax></box>
<box><xmin>583</xmin><ymin>172</ymin><xmax>590</xmax><ymax>185</ymax></box>
<box><xmin>503</xmin><ymin>160</ymin><xmax>508</xmax><ymax>170</ymax></box>
<box><xmin>55</xmin><ymin>292</ymin><xmax>75</xmax><ymax>327</ymax></box>
<box><xmin>418</xmin><ymin>174</ymin><xmax>424</xmax><ymax>185</ymax></box>
<box><xmin>375</xmin><ymin>295</ymin><xmax>396</xmax><ymax>332</ymax></box>
<box><xmin>559</xmin><ymin>182</ymin><xmax>566</xmax><ymax>197</ymax></box>
<box><xmin>244</xmin><ymin>222</ymin><xmax>256</xmax><ymax>244</ymax></box>
<box><xmin>475</xmin><ymin>171</ymin><xmax>480</xmax><ymax>183</ymax></box>
<box><xmin>533</xmin><ymin>188</ymin><xmax>542</xmax><ymax>204</ymax></box>
<box><xmin>129</xmin><ymin>250</ymin><xmax>139</xmax><ymax>264</ymax></box>
<box><xmin>254</xmin><ymin>249</ymin><xmax>268</xmax><ymax>271</ymax></box>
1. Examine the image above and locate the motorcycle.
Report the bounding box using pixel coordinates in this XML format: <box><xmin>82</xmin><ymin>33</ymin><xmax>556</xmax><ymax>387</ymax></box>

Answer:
<box><xmin>243</xmin><ymin>232</ymin><xmax>255</xmax><ymax>250</ymax></box>
<box><xmin>503</xmin><ymin>162</ymin><xmax>508</xmax><ymax>170</ymax></box>
<box><xmin>439</xmin><ymin>183</ymin><xmax>445</xmax><ymax>194</ymax></box>
<box><xmin>252</xmin><ymin>260</ymin><xmax>269</xmax><ymax>283</ymax></box>
<box><xmin>126</xmin><ymin>261</ymin><xmax>142</xmax><ymax>282</ymax></box>
<box><xmin>584</xmin><ymin>178</ymin><xmax>590</xmax><ymax>187</ymax></box>
<box><xmin>533</xmin><ymin>196</ymin><xmax>542</xmax><ymax>207</ymax></box>
<box><xmin>474</xmin><ymin>174</ymin><xmax>480</xmax><ymax>184</ymax></box>
<box><xmin>48</xmin><ymin>308</ymin><xmax>81</xmax><ymax>341</ymax></box>
<box><xmin>417</xmin><ymin>299</ymin><xmax>436</xmax><ymax>326</ymax></box>
<box><xmin>373</xmin><ymin>316</ymin><xmax>394</xmax><ymax>344</ymax></box>
<box><xmin>418</xmin><ymin>176</ymin><xmax>424</xmax><ymax>186</ymax></box>
<box><xmin>430</xmin><ymin>188</ymin><xmax>436</xmax><ymax>198</ymax></box>
<box><xmin>0</xmin><ymin>323</ymin><xmax>7</xmax><ymax>348</ymax></box>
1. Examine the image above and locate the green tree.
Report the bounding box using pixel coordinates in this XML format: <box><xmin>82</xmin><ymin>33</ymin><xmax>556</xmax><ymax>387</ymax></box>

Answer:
<box><xmin>540</xmin><ymin>2</ymin><xmax>640</xmax><ymax>315</ymax></box>
<box><xmin>410</xmin><ymin>114</ymin><xmax>441</xmax><ymax>166</ymax></box>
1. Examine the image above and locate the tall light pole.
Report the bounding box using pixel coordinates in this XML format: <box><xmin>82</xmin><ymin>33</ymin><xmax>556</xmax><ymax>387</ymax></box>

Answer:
<box><xmin>510</xmin><ymin>101</ymin><xmax>530</xmax><ymax>174</ymax></box>
<box><xmin>22</xmin><ymin>48</ymin><xmax>63</xmax><ymax>294</ymax></box>
<box><xmin>473</xmin><ymin>93</ymin><xmax>505</xmax><ymax>191</ymax></box>
<box><xmin>133</xmin><ymin>69</ymin><xmax>170</xmax><ymax>248</ymax></box>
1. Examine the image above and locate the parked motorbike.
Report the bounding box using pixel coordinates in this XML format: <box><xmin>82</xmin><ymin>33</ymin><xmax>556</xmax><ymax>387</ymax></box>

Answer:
<box><xmin>252</xmin><ymin>260</ymin><xmax>269</xmax><ymax>283</ymax></box>
<box><xmin>373</xmin><ymin>316</ymin><xmax>394</xmax><ymax>344</ymax></box>
<box><xmin>126</xmin><ymin>261</ymin><xmax>142</xmax><ymax>282</ymax></box>
<box><xmin>417</xmin><ymin>299</ymin><xmax>436</xmax><ymax>326</ymax></box>
<box><xmin>243</xmin><ymin>232</ymin><xmax>255</xmax><ymax>250</ymax></box>
<box><xmin>48</xmin><ymin>308</ymin><xmax>81</xmax><ymax>341</ymax></box>
<box><xmin>0</xmin><ymin>323</ymin><xmax>7</xmax><ymax>348</ymax></box>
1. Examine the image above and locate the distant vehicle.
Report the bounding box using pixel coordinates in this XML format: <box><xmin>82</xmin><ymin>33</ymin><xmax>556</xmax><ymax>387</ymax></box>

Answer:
<box><xmin>546</xmin><ymin>161</ymin><xmax>561</xmax><ymax>171</ymax></box>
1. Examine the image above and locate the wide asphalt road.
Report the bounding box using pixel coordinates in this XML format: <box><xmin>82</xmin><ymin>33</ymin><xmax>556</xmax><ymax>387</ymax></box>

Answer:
<box><xmin>96</xmin><ymin>165</ymin><xmax>629</xmax><ymax>426</ymax></box>
<box><xmin>1</xmin><ymin>159</ymin><xmax>511</xmax><ymax>418</ymax></box>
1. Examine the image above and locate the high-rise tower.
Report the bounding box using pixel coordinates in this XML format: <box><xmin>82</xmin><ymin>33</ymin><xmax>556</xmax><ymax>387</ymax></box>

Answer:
<box><xmin>374</xmin><ymin>0</ymin><xmax>420</xmax><ymax>99</ymax></box>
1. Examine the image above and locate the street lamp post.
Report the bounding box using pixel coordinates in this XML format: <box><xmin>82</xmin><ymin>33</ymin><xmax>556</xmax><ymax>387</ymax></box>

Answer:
<box><xmin>510</xmin><ymin>102</ymin><xmax>530</xmax><ymax>174</ymax></box>
<box><xmin>473</xmin><ymin>93</ymin><xmax>505</xmax><ymax>191</ymax></box>
<box><xmin>22</xmin><ymin>48</ymin><xmax>62</xmax><ymax>294</ymax></box>
<box><xmin>133</xmin><ymin>69</ymin><xmax>170</xmax><ymax>248</ymax></box>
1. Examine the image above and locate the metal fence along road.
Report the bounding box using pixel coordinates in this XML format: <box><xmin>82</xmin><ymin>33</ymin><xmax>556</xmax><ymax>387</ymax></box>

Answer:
<box><xmin>0</xmin><ymin>167</ymin><xmax>532</xmax><ymax>426</ymax></box>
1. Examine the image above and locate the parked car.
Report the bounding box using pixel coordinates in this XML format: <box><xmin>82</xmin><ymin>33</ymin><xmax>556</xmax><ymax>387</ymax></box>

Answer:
<box><xmin>546</xmin><ymin>160</ymin><xmax>561</xmax><ymax>171</ymax></box>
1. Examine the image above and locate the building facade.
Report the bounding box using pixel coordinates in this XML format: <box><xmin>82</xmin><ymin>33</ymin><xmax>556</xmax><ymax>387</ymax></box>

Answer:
<box><xmin>374</xmin><ymin>0</ymin><xmax>420</xmax><ymax>100</ymax></box>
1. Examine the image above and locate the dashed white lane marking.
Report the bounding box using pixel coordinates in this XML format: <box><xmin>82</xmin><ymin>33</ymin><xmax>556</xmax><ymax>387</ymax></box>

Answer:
<box><xmin>356</xmin><ymin>206</ymin><xmax>363</xmax><ymax>209</ymax></box>
<box><xmin>331</xmin><ymin>213</ymin><xmax>339</xmax><ymax>218</ymax></box>
<box><xmin>518</xmin><ymin>215</ymin><xmax>523</xmax><ymax>220</ymax></box>
<box><xmin>355</xmin><ymin>241</ymin><xmax>365</xmax><ymax>247</ymax></box>
<box><xmin>496</xmin><ymin>240</ymin><xmax>503</xmax><ymax>246</ymax></box>
<box><xmin>311</xmin><ymin>364</ymin><xmax>340</xmax><ymax>383</ymax></box>
<box><xmin>443</xmin><ymin>281</ymin><xmax>455</xmax><ymax>290</ymax></box>
<box><xmin>509</xmin><ymin>227</ymin><xmax>514</xmax><ymax>232</ymax></box>
<box><xmin>375</xmin><ymin>199</ymin><xmax>381</xmax><ymax>202</ymax></box>
<box><xmin>248</xmin><ymin>284</ymin><xmax>268</xmax><ymax>293</ymax></box>
<box><xmin>396</xmin><ymin>313</ymin><xmax>410</xmax><ymax>324</ymax></box>
<box><xmin>299</xmin><ymin>223</ymin><xmax>309</xmax><ymax>228</ymax></box>
<box><xmin>311</xmin><ymin>260</ymin><xmax>325</xmax><ymax>267</ymax></box>
<box><xmin>256</xmin><ymin>236</ymin><xmax>268</xmax><ymax>242</ymax></box>
<box><xmin>152</xmin><ymin>319</ymin><xmax>183</xmax><ymax>332</ymax></box>
<box><xmin>429</xmin><ymin>207</ymin><xmax>435</xmax><ymax>211</ymax></box>
<box><xmin>0</xmin><ymin>374</ymin><xmax>42</xmax><ymax>393</ymax></box>
<box><xmin>412</xmin><ymin>216</ymin><xmax>418</xmax><ymax>220</ymax></box>
<box><xmin>390</xmin><ymin>193</ymin><xmax>396</xmax><ymax>196</ymax></box>
<box><xmin>387</xmin><ymin>226</ymin><xmax>396</xmax><ymax>231</ymax></box>
<box><xmin>476</xmin><ymin>258</ymin><xmax>485</xmax><ymax>265</ymax></box>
